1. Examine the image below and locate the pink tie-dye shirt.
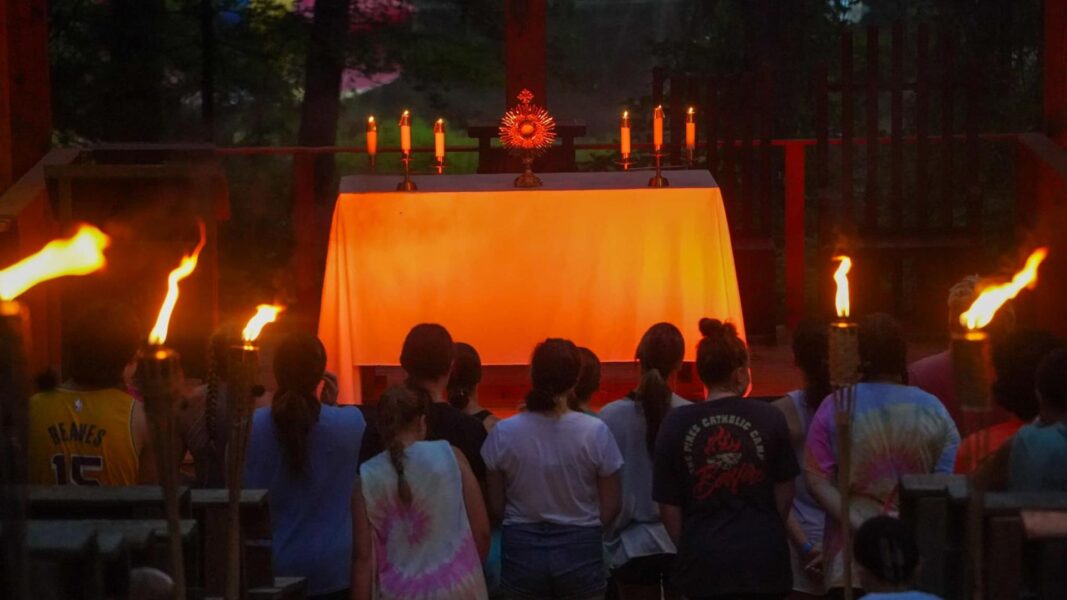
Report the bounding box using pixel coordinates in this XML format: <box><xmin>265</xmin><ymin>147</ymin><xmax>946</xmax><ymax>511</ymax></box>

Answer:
<box><xmin>805</xmin><ymin>383</ymin><xmax>959</xmax><ymax>590</ymax></box>
<box><xmin>360</xmin><ymin>440</ymin><xmax>487</xmax><ymax>600</ymax></box>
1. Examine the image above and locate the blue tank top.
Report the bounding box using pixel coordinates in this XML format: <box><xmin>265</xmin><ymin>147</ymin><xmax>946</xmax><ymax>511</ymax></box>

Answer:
<box><xmin>244</xmin><ymin>404</ymin><xmax>366</xmax><ymax>595</ymax></box>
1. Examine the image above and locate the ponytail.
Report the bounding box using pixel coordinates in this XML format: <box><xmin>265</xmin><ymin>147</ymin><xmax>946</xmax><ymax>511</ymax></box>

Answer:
<box><xmin>634</xmin><ymin>323</ymin><xmax>685</xmax><ymax>456</ymax></box>
<box><xmin>791</xmin><ymin>319</ymin><xmax>831</xmax><ymax>412</ymax></box>
<box><xmin>271</xmin><ymin>331</ymin><xmax>327</xmax><ymax>478</ymax></box>
<box><xmin>636</xmin><ymin>368</ymin><xmax>671</xmax><ymax>455</ymax></box>
<box><xmin>272</xmin><ymin>390</ymin><xmax>321</xmax><ymax>477</ymax></box>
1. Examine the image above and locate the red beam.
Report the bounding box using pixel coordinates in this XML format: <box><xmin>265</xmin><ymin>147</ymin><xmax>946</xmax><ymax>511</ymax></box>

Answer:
<box><xmin>504</xmin><ymin>0</ymin><xmax>546</xmax><ymax>108</ymax></box>
<box><xmin>784</xmin><ymin>142</ymin><xmax>806</xmax><ymax>330</ymax></box>
<box><xmin>0</xmin><ymin>0</ymin><xmax>52</xmax><ymax>191</ymax></box>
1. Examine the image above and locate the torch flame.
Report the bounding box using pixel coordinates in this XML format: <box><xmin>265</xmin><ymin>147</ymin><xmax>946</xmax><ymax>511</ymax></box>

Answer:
<box><xmin>0</xmin><ymin>225</ymin><xmax>110</xmax><ymax>301</ymax></box>
<box><xmin>959</xmin><ymin>248</ymin><xmax>1049</xmax><ymax>330</ymax></box>
<box><xmin>148</xmin><ymin>222</ymin><xmax>206</xmax><ymax>345</ymax></box>
<box><xmin>833</xmin><ymin>256</ymin><xmax>852</xmax><ymax>319</ymax></box>
<box><xmin>242</xmin><ymin>304</ymin><xmax>284</xmax><ymax>343</ymax></box>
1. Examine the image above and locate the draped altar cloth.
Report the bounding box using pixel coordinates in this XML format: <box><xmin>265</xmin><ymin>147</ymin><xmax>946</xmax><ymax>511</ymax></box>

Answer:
<box><xmin>318</xmin><ymin>170</ymin><xmax>745</xmax><ymax>404</ymax></box>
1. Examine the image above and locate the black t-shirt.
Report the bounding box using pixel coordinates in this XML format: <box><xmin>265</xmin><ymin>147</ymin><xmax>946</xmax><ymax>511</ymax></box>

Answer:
<box><xmin>427</xmin><ymin>402</ymin><xmax>488</xmax><ymax>483</ymax></box>
<box><xmin>652</xmin><ymin>396</ymin><xmax>799</xmax><ymax>597</ymax></box>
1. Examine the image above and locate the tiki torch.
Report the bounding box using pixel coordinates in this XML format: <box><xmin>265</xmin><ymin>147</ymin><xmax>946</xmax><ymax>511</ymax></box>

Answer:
<box><xmin>829</xmin><ymin>256</ymin><xmax>859</xmax><ymax>600</ymax></box>
<box><xmin>0</xmin><ymin>225</ymin><xmax>109</xmax><ymax>600</ymax></box>
<box><xmin>139</xmin><ymin>222</ymin><xmax>206</xmax><ymax>600</ymax></box>
<box><xmin>224</xmin><ymin>304</ymin><xmax>282</xmax><ymax>600</ymax></box>
<box><xmin>953</xmin><ymin>247</ymin><xmax>1048</xmax><ymax>600</ymax></box>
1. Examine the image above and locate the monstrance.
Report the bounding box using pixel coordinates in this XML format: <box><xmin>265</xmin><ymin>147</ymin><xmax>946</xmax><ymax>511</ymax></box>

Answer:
<box><xmin>499</xmin><ymin>89</ymin><xmax>556</xmax><ymax>188</ymax></box>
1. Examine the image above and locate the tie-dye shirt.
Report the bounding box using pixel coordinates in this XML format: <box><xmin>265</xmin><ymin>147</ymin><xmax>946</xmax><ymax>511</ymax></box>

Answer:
<box><xmin>805</xmin><ymin>383</ymin><xmax>959</xmax><ymax>590</ymax></box>
<box><xmin>360</xmin><ymin>440</ymin><xmax>487</xmax><ymax>600</ymax></box>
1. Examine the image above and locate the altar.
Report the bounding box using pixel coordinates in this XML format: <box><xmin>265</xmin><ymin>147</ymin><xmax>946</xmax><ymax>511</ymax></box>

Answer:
<box><xmin>318</xmin><ymin>170</ymin><xmax>745</xmax><ymax>404</ymax></box>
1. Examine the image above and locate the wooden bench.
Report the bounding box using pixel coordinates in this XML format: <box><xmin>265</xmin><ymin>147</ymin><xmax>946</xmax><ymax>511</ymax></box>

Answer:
<box><xmin>899</xmin><ymin>473</ymin><xmax>969</xmax><ymax>599</ymax></box>
<box><xmin>190</xmin><ymin>489</ymin><xmax>275</xmax><ymax>597</ymax></box>
<box><xmin>985</xmin><ymin>492</ymin><xmax>1067</xmax><ymax>600</ymax></box>
<box><xmin>27</xmin><ymin>518</ymin><xmax>199</xmax><ymax>599</ymax></box>
<box><xmin>27</xmin><ymin>484</ymin><xmax>192</xmax><ymax>520</ymax></box>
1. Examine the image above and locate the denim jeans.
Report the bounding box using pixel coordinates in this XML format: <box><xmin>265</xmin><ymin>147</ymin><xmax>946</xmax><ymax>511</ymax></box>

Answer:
<box><xmin>500</xmin><ymin>522</ymin><xmax>607</xmax><ymax>599</ymax></box>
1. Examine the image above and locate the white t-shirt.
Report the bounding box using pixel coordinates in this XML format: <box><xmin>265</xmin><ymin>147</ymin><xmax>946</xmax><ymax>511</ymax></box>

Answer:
<box><xmin>482</xmin><ymin>410</ymin><xmax>624</xmax><ymax>527</ymax></box>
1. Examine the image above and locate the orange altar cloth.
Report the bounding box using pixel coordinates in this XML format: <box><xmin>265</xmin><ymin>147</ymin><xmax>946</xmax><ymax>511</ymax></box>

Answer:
<box><xmin>318</xmin><ymin>171</ymin><xmax>745</xmax><ymax>404</ymax></box>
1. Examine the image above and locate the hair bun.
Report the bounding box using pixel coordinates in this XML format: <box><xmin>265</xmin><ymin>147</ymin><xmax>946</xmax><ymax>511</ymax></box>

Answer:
<box><xmin>699</xmin><ymin>318</ymin><xmax>736</xmax><ymax>339</ymax></box>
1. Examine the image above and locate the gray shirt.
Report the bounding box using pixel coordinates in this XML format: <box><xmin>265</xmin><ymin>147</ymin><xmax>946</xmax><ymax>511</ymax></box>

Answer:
<box><xmin>598</xmin><ymin>393</ymin><xmax>690</xmax><ymax>567</ymax></box>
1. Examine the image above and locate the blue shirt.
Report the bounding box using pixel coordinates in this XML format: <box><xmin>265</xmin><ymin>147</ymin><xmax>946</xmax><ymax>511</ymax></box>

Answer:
<box><xmin>244</xmin><ymin>404</ymin><xmax>366</xmax><ymax>595</ymax></box>
<box><xmin>1010</xmin><ymin>421</ymin><xmax>1067</xmax><ymax>492</ymax></box>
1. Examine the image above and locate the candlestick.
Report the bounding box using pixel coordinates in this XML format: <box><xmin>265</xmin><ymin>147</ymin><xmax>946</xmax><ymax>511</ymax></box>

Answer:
<box><xmin>399</xmin><ymin>110</ymin><xmax>411</xmax><ymax>157</ymax></box>
<box><xmin>136</xmin><ymin>345</ymin><xmax>186</xmax><ymax>600</ymax></box>
<box><xmin>653</xmin><ymin>105</ymin><xmax>664</xmax><ymax>151</ymax></box>
<box><xmin>366</xmin><ymin>116</ymin><xmax>378</xmax><ymax>171</ymax></box>
<box><xmin>434</xmin><ymin>118</ymin><xmax>446</xmax><ymax>174</ymax></box>
<box><xmin>224</xmin><ymin>343</ymin><xmax>259</xmax><ymax>600</ymax></box>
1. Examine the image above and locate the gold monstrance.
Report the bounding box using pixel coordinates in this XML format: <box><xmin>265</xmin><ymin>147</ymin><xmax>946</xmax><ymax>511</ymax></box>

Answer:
<box><xmin>499</xmin><ymin>89</ymin><xmax>556</xmax><ymax>188</ymax></box>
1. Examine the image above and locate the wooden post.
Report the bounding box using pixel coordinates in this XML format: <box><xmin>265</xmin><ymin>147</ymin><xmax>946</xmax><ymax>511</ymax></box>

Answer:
<box><xmin>292</xmin><ymin>154</ymin><xmax>318</xmax><ymax>330</ymax></box>
<box><xmin>505</xmin><ymin>0</ymin><xmax>546</xmax><ymax>107</ymax></box>
<box><xmin>784</xmin><ymin>142</ymin><xmax>806</xmax><ymax>330</ymax></box>
<box><xmin>1045</xmin><ymin>0</ymin><xmax>1067</xmax><ymax>145</ymax></box>
<box><xmin>864</xmin><ymin>26</ymin><xmax>879</xmax><ymax>231</ymax></box>
<box><xmin>0</xmin><ymin>0</ymin><xmax>52</xmax><ymax>192</ymax></box>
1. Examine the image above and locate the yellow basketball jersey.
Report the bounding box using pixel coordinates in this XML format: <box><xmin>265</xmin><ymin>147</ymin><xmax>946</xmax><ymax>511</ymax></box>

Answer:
<box><xmin>28</xmin><ymin>387</ymin><xmax>139</xmax><ymax>486</ymax></box>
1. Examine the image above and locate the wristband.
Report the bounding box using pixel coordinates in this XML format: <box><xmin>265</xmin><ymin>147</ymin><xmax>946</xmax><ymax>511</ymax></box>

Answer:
<box><xmin>802</xmin><ymin>541</ymin><xmax>816</xmax><ymax>556</ymax></box>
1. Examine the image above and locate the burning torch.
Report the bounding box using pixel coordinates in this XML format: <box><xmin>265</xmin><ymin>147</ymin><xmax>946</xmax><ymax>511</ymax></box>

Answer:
<box><xmin>829</xmin><ymin>255</ymin><xmax>859</xmax><ymax>600</ymax></box>
<box><xmin>0</xmin><ymin>225</ymin><xmax>109</xmax><ymax>600</ymax></box>
<box><xmin>953</xmin><ymin>247</ymin><xmax>1048</xmax><ymax>600</ymax></box>
<box><xmin>139</xmin><ymin>221</ymin><xmax>206</xmax><ymax>600</ymax></box>
<box><xmin>224</xmin><ymin>304</ymin><xmax>283</xmax><ymax>600</ymax></box>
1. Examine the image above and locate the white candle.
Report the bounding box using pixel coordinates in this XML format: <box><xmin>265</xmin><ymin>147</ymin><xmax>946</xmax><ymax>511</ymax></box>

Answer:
<box><xmin>620</xmin><ymin>111</ymin><xmax>631</xmax><ymax>158</ymax></box>
<box><xmin>653</xmin><ymin>105</ymin><xmax>664</xmax><ymax>151</ymax></box>
<box><xmin>399</xmin><ymin>110</ymin><xmax>411</xmax><ymax>156</ymax></box>
<box><xmin>434</xmin><ymin>118</ymin><xmax>445</xmax><ymax>161</ymax></box>
<box><xmin>685</xmin><ymin>107</ymin><xmax>696</xmax><ymax>150</ymax></box>
<box><xmin>366</xmin><ymin>116</ymin><xmax>378</xmax><ymax>157</ymax></box>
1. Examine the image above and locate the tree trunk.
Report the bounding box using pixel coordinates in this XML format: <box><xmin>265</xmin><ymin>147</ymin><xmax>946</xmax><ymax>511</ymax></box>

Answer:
<box><xmin>298</xmin><ymin>0</ymin><xmax>349</xmax><ymax>166</ymax></box>
<box><xmin>105</xmin><ymin>0</ymin><xmax>164</xmax><ymax>142</ymax></box>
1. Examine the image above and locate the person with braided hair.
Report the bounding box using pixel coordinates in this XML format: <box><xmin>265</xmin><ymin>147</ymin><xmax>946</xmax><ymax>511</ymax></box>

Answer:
<box><xmin>244</xmin><ymin>332</ymin><xmax>366</xmax><ymax>599</ymax></box>
<box><xmin>482</xmin><ymin>338</ymin><xmax>623</xmax><ymax>600</ymax></box>
<box><xmin>355</xmin><ymin>385</ymin><xmax>490</xmax><ymax>600</ymax></box>
<box><xmin>599</xmin><ymin>323</ymin><xmax>690</xmax><ymax>600</ymax></box>
<box><xmin>852</xmin><ymin>516</ymin><xmax>941</xmax><ymax>599</ymax></box>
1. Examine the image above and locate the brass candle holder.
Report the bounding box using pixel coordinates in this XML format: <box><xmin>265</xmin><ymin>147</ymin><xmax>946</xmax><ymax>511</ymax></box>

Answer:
<box><xmin>224</xmin><ymin>343</ymin><xmax>260</xmax><ymax>600</ymax></box>
<box><xmin>396</xmin><ymin>154</ymin><xmax>417</xmax><ymax>192</ymax></box>
<box><xmin>435</xmin><ymin>158</ymin><xmax>445</xmax><ymax>175</ymax></box>
<box><xmin>648</xmin><ymin>151</ymin><xmax>670</xmax><ymax>188</ymax></box>
<box><xmin>137</xmin><ymin>345</ymin><xmax>187</xmax><ymax>600</ymax></box>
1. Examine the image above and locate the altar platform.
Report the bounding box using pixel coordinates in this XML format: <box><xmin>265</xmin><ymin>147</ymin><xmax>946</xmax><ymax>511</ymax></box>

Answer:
<box><xmin>318</xmin><ymin>170</ymin><xmax>745</xmax><ymax>404</ymax></box>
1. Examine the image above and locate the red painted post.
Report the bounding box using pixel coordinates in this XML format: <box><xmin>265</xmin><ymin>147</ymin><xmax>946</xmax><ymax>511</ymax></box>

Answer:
<box><xmin>784</xmin><ymin>142</ymin><xmax>806</xmax><ymax>330</ymax></box>
<box><xmin>0</xmin><ymin>0</ymin><xmax>52</xmax><ymax>191</ymax></box>
<box><xmin>292</xmin><ymin>154</ymin><xmax>318</xmax><ymax>329</ymax></box>
<box><xmin>504</xmin><ymin>0</ymin><xmax>546</xmax><ymax>107</ymax></box>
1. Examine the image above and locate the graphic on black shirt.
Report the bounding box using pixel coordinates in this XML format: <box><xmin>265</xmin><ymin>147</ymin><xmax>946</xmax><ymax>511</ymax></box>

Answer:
<box><xmin>683</xmin><ymin>414</ymin><xmax>766</xmax><ymax>499</ymax></box>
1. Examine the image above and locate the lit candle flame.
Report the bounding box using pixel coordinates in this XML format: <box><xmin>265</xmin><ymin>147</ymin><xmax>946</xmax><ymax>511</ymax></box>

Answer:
<box><xmin>0</xmin><ymin>225</ymin><xmax>110</xmax><ymax>301</ymax></box>
<box><xmin>242</xmin><ymin>304</ymin><xmax>284</xmax><ymax>343</ymax></box>
<box><xmin>148</xmin><ymin>221</ymin><xmax>206</xmax><ymax>345</ymax></box>
<box><xmin>833</xmin><ymin>256</ymin><xmax>852</xmax><ymax>319</ymax></box>
<box><xmin>959</xmin><ymin>248</ymin><xmax>1048</xmax><ymax>330</ymax></box>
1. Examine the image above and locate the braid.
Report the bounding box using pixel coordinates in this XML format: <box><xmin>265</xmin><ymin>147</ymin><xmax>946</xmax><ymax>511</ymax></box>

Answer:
<box><xmin>377</xmin><ymin>385</ymin><xmax>430</xmax><ymax>506</ymax></box>
<box><xmin>387</xmin><ymin>439</ymin><xmax>413</xmax><ymax>504</ymax></box>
